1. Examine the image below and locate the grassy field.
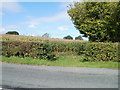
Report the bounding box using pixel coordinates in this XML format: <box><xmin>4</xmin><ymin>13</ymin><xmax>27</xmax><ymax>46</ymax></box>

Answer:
<box><xmin>1</xmin><ymin>34</ymin><xmax>86</xmax><ymax>42</ymax></box>
<box><xmin>1</xmin><ymin>53</ymin><xmax>119</xmax><ymax>69</ymax></box>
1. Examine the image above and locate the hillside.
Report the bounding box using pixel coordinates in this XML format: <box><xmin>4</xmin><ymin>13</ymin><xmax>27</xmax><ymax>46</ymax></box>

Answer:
<box><xmin>1</xmin><ymin>34</ymin><xmax>87</xmax><ymax>42</ymax></box>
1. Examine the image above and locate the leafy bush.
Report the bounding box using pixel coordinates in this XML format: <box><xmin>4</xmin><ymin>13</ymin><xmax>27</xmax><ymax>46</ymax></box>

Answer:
<box><xmin>42</xmin><ymin>33</ymin><xmax>50</xmax><ymax>38</ymax></box>
<box><xmin>75</xmin><ymin>35</ymin><xmax>83</xmax><ymax>40</ymax></box>
<box><xmin>63</xmin><ymin>35</ymin><xmax>73</xmax><ymax>40</ymax></box>
<box><xmin>2</xmin><ymin>41</ymin><xmax>56</xmax><ymax>60</ymax></box>
<box><xmin>78</xmin><ymin>43</ymin><xmax>119</xmax><ymax>62</ymax></box>
<box><xmin>6</xmin><ymin>31</ymin><xmax>19</xmax><ymax>35</ymax></box>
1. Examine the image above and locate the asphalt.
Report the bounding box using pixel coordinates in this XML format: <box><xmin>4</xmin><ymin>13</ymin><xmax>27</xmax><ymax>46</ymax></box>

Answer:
<box><xmin>0</xmin><ymin>62</ymin><xmax>119</xmax><ymax>88</ymax></box>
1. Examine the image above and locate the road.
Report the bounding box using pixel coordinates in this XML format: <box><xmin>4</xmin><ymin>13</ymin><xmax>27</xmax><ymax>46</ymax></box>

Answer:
<box><xmin>1</xmin><ymin>62</ymin><xmax>119</xmax><ymax>88</ymax></box>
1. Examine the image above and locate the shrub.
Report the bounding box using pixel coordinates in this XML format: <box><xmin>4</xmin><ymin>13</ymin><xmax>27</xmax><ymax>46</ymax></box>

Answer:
<box><xmin>6</xmin><ymin>31</ymin><xmax>19</xmax><ymax>35</ymax></box>
<box><xmin>42</xmin><ymin>33</ymin><xmax>50</xmax><ymax>38</ymax></box>
<box><xmin>2</xmin><ymin>41</ymin><xmax>56</xmax><ymax>60</ymax></box>
<box><xmin>63</xmin><ymin>35</ymin><xmax>73</xmax><ymax>40</ymax></box>
<box><xmin>78</xmin><ymin>43</ymin><xmax>119</xmax><ymax>62</ymax></box>
<box><xmin>75</xmin><ymin>35</ymin><xmax>83</xmax><ymax>40</ymax></box>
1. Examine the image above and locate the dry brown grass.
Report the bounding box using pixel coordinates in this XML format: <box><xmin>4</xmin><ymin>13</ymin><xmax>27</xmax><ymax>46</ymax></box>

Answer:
<box><xmin>1</xmin><ymin>34</ymin><xmax>87</xmax><ymax>42</ymax></box>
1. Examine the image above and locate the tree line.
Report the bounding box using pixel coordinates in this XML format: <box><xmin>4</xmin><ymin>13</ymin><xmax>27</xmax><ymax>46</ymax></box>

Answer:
<box><xmin>5</xmin><ymin>31</ymin><xmax>83</xmax><ymax>40</ymax></box>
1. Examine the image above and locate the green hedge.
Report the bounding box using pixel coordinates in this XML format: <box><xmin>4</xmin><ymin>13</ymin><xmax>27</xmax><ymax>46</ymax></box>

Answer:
<box><xmin>78</xmin><ymin>43</ymin><xmax>119</xmax><ymax>62</ymax></box>
<box><xmin>2</xmin><ymin>40</ymin><xmax>119</xmax><ymax>62</ymax></box>
<box><xmin>2</xmin><ymin>41</ymin><xmax>56</xmax><ymax>60</ymax></box>
<box><xmin>48</xmin><ymin>41</ymin><xmax>87</xmax><ymax>52</ymax></box>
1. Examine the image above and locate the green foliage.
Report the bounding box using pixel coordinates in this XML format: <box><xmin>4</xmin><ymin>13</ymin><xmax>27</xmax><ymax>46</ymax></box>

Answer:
<box><xmin>48</xmin><ymin>40</ymin><xmax>86</xmax><ymax>53</ymax></box>
<box><xmin>2</xmin><ymin>40</ymin><xmax>118</xmax><ymax>62</ymax></box>
<box><xmin>6</xmin><ymin>31</ymin><xmax>19</xmax><ymax>35</ymax></box>
<box><xmin>42</xmin><ymin>33</ymin><xmax>50</xmax><ymax>38</ymax></box>
<box><xmin>110</xmin><ymin>1</ymin><xmax>120</xmax><ymax>42</ymax></box>
<box><xmin>78</xmin><ymin>43</ymin><xmax>119</xmax><ymax>62</ymax></box>
<box><xmin>1</xmin><ymin>55</ymin><xmax>119</xmax><ymax>69</ymax></box>
<box><xmin>2</xmin><ymin>35</ymin><xmax>119</xmax><ymax>62</ymax></box>
<box><xmin>75</xmin><ymin>35</ymin><xmax>83</xmax><ymax>40</ymax></box>
<box><xmin>2</xmin><ymin>41</ymin><xmax>56</xmax><ymax>60</ymax></box>
<box><xmin>63</xmin><ymin>35</ymin><xmax>73</xmax><ymax>40</ymax></box>
<box><xmin>67</xmin><ymin>2</ymin><xmax>119</xmax><ymax>42</ymax></box>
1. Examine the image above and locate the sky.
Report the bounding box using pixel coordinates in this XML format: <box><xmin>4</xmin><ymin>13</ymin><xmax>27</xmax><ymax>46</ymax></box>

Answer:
<box><xmin>1</xmin><ymin>2</ymin><xmax>88</xmax><ymax>40</ymax></box>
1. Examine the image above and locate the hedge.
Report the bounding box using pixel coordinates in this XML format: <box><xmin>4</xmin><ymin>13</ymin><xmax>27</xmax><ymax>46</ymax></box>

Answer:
<box><xmin>2</xmin><ymin>41</ymin><xmax>56</xmax><ymax>60</ymax></box>
<box><xmin>2</xmin><ymin>40</ymin><xmax>119</xmax><ymax>62</ymax></box>
<box><xmin>78</xmin><ymin>43</ymin><xmax>119</xmax><ymax>62</ymax></box>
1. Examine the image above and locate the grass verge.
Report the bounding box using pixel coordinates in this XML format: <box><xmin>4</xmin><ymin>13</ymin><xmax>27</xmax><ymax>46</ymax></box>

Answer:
<box><xmin>1</xmin><ymin>54</ymin><xmax>119</xmax><ymax>69</ymax></box>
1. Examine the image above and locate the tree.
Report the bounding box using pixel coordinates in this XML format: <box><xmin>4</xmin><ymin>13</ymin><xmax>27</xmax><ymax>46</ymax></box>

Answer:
<box><xmin>110</xmin><ymin>1</ymin><xmax>120</xmax><ymax>42</ymax></box>
<box><xmin>6</xmin><ymin>31</ymin><xmax>19</xmax><ymax>35</ymax></box>
<box><xmin>67</xmin><ymin>2</ymin><xmax>119</xmax><ymax>42</ymax></box>
<box><xmin>42</xmin><ymin>33</ymin><xmax>50</xmax><ymax>38</ymax></box>
<box><xmin>63</xmin><ymin>35</ymin><xmax>73</xmax><ymax>40</ymax></box>
<box><xmin>75</xmin><ymin>35</ymin><xmax>83</xmax><ymax>40</ymax></box>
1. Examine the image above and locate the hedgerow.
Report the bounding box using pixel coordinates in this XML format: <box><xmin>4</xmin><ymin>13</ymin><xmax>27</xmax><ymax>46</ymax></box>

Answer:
<box><xmin>2</xmin><ymin>40</ymin><xmax>119</xmax><ymax>62</ymax></box>
<box><xmin>2</xmin><ymin>41</ymin><xmax>56</xmax><ymax>60</ymax></box>
<box><xmin>78</xmin><ymin>43</ymin><xmax>118</xmax><ymax>62</ymax></box>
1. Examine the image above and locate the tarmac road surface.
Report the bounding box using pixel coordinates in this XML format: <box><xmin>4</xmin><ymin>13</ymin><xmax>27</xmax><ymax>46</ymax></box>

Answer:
<box><xmin>1</xmin><ymin>62</ymin><xmax>119</xmax><ymax>88</ymax></box>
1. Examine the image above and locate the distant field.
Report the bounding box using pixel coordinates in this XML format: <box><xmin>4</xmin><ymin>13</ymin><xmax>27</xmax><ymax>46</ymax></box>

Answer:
<box><xmin>1</xmin><ymin>34</ymin><xmax>86</xmax><ymax>42</ymax></box>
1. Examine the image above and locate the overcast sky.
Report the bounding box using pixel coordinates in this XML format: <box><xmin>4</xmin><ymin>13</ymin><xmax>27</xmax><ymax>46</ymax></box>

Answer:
<box><xmin>1</xmin><ymin>1</ymin><xmax>88</xmax><ymax>40</ymax></box>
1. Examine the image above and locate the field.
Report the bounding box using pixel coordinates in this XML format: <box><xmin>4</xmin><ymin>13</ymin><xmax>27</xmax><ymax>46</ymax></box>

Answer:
<box><xmin>1</xmin><ymin>34</ymin><xmax>119</xmax><ymax>69</ymax></box>
<box><xmin>1</xmin><ymin>34</ymin><xmax>86</xmax><ymax>42</ymax></box>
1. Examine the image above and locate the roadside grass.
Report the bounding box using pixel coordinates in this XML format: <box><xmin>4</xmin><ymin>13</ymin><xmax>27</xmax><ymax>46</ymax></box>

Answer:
<box><xmin>1</xmin><ymin>53</ymin><xmax>119</xmax><ymax>69</ymax></box>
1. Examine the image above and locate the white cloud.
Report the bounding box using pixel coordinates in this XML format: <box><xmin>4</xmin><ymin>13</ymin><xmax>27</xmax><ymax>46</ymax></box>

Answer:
<box><xmin>28</xmin><ymin>24</ymin><xmax>37</xmax><ymax>28</ymax></box>
<box><xmin>57</xmin><ymin>26</ymin><xmax>69</xmax><ymax>31</ymax></box>
<box><xmin>4</xmin><ymin>24</ymin><xmax>21</xmax><ymax>30</ymax></box>
<box><xmin>1</xmin><ymin>24</ymin><xmax>21</xmax><ymax>34</ymax></box>
<box><xmin>23</xmin><ymin>11</ymin><xmax>72</xmax><ymax>30</ymax></box>
<box><xmin>2</xmin><ymin>2</ymin><xmax>22</xmax><ymax>13</ymax></box>
<box><xmin>75</xmin><ymin>32</ymin><xmax>80</xmax><ymax>35</ymax></box>
<box><xmin>23</xmin><ymin>11</ymin><xmax>70</xmax><ymax>26</ymax></box>
<box><xmin>0</xmin><ymin>27</ymin><xmax>6</xmax><ymax>34</ymax></box>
